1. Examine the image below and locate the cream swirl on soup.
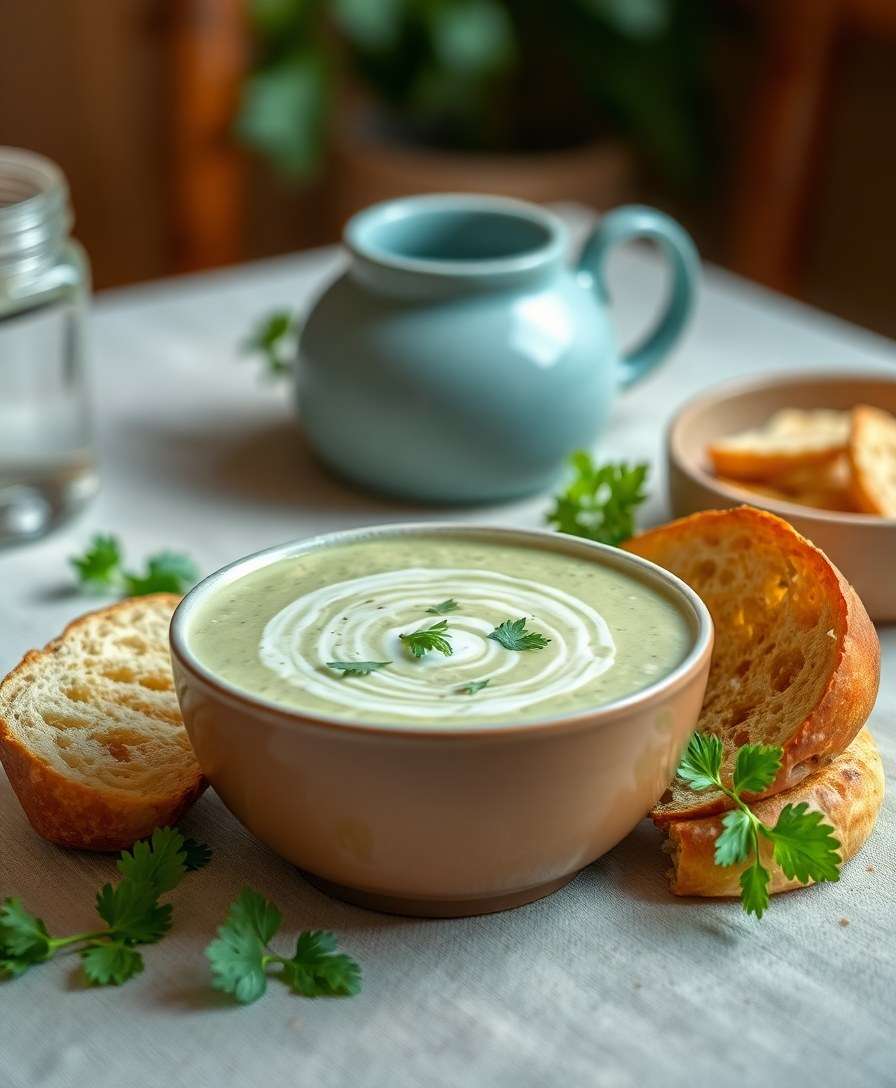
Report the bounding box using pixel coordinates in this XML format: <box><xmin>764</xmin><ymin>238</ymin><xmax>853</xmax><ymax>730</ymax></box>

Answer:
<box><xmin>259</xmin><ymin>568</ymin><xmax>615</xmax><ymax>719</ymax></box>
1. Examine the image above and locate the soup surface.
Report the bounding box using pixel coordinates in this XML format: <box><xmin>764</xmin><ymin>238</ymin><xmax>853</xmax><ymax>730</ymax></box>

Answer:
<box><xmin>187</xmin><ymin>535</ymin><xmax>693</xmax><ymax>725</ymax></box>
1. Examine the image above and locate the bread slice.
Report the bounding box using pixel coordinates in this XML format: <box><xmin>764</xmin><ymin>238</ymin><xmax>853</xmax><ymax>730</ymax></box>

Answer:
<box><xmin>848</xmin><ymin>404</ymin><xmax>896</xmax><ymax>517</ymax></box>
<box><xmin>708</xmin><ymin>409</ymin><xmax>850</xmax><ymax>481</ymax></box>
<box><xmin>665</xmin><ymin>727</ymin><xmax>883</xmax><ymax>897</ymax></box>
<box><xmin>0</xmin><ymin>594</ymin><xmax>205</xmax><ymax>851</ymax></box>
<box><xmin>624</xmin><ymin>508</ymin><xmax>879</xmax><ymax>823</ymax></box>
<box><xmin>718</xmin><ymin>455</ymin><xmax>857</xmax><ymax>512</ymax></box>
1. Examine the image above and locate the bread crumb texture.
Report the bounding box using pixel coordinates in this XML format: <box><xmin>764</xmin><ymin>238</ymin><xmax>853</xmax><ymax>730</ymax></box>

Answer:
<box><xmin>0</xmin><ymin>594</ymin><xmax>205</xmax><ymax>850</ymax></box>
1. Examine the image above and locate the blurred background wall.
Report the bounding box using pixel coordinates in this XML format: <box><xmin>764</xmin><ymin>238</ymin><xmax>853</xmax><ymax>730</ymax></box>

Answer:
<box><xmin>1</xmin><ymin>0</ymin><xmax>893</xmax><ymax>336</ymax></box>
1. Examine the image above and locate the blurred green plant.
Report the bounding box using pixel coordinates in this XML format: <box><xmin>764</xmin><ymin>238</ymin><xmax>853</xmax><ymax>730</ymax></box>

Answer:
<box><xmin>237</xmin><ymin>0</ymin><xmax>710</xmax><ymax>185</ymax></box>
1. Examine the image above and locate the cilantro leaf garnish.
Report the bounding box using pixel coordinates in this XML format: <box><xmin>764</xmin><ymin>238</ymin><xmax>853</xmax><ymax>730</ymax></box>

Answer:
<box><xmin>326</xmin><ymin>660</ymin><xmax>391</xmax><ymax>677</ymax></box>
<box><xmin>399</xmin><ymin>620</ymin><xmax>453</xmax><ymax>659</ymax></box>
<box><xmin>426</xmin><ymin>599</ymin><xmax>459</xmax><ymax>615</ymax></box>
<box><xmin>547</xmin><ymin>452</ymin><xmax>649</xmax><ymax>545</ymax></box>
<box><xmin>458</xmin><ymin>679</ymin><xmax>490</xmax><ymax>695</ymax></box>
<box><xmin>241</xmin><ymin>310</ymin><xmax>297</xmax><ymax>379</ymax></box>
<box><xmin>206</xmin><ymin>888</ymin><xmax>361</xmax><ymax>1005</ymax></box>
<box><xmin>70</xmin><ymin>537</ymin><xmax>198</xmax><ymax>597</ymax></box>
<box><xmin>0</xmin><ymin>826</ymin><xmax>209</xmax><ymax>986</ymax></box>
<box><xmin>69</xmin><ymin>534</ymin><xmax>123</xmax><ymax>588</ymax></box>
<box><xmin>676</xmin><ymin>734</ymin><xmax>842</xmax><ymax>918</ymax></box>
<box><xmin>488</xmin><ymin>618</ymin><xmax>550</xmax><ymax>652</ymax></box>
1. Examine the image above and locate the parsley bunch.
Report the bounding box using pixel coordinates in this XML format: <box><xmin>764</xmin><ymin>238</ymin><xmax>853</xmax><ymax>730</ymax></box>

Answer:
<box><xmin>241</xmin><ymin>310</ymin><xmax>297</xmax><ymax>379</ymax></box>
<box><xmin>678</xmin><ymin>734</ymin><xmax>842</xmax><ymax>918</ymax></box>
<box><xmin>206</xmin><ymin>888</ymin><xmax>361</xmax><ymax>1004</ymax></box>
<box><xmin>0</xmin><ymin>828</ymin><xmax>210</xmax><ymax>985</ymax></box>
<box><xmin>70</xmin><ymin>535</ymin><xmax>198</xmax><ymax>597</ymax></box>
<box><xmin>547</xmin><ymin>451</ymin><xmax>649</xmax><ymax>545</ymax></box>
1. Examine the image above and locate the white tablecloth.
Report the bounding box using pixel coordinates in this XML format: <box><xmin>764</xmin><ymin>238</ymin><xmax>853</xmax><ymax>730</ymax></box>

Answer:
<box><xmin>2</xmin><ymin>209</ymin><xmax>894</xmax><ymax>1088</ymax></box>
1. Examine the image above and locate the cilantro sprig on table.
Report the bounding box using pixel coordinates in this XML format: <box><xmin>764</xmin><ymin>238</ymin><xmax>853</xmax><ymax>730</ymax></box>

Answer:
<box><xmin>206</xmin><ymin>888</ymin><xmax>361</xmax><ymax>1004</ymax></box>
<box><xmin>547</xmin><ymin>451</ymin><xmax>649</xmax><ymax>545</ymax></box>
<box><xmin>677</xmin><ymin>734</ymin><xmax>842</xmax><ymax>918</ymax></box>
<box><xmin>241</xmin><ymin>310</ymin><xmax>297</xmax><ymax>379</ymax></box>
<box><xmin>70</xmin><ymin>535</ymin><xmax>198</xmax><ymax>597</ymax></box>
<box><xmin>0</xmin><ymin>828</ymin><xmax>210</xmax><ymax>985</ymax></box>
<box><xmin>399</xmin><ymin>619</ymin><xmax>453</xmax><ymax>659</ymax></box>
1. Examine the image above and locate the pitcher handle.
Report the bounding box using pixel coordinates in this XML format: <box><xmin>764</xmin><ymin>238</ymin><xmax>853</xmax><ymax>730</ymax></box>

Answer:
<box><xmin>577</xmin><ymin>205</ymin><xmax>699</xmax><ymax>390</ymax></box>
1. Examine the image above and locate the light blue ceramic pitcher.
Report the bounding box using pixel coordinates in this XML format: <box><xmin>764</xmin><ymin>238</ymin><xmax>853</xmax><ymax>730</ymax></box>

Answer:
<box><xmin>298</xmin><ymin>194</ymin><xmax>698</xmax><ymax>502</ymax></box>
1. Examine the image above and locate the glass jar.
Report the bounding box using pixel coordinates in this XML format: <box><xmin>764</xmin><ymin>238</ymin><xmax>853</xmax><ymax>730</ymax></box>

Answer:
<box><xmin>0</xmin><ymin>147</ymin><xmax>96</xmax><ymax>545</ymax></box>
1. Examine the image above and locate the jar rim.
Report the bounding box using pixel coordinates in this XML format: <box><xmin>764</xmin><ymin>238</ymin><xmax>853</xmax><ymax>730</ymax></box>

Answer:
<box><xmin>0</xmin><ymin>147</ymin><xmax>71</xmax><ymax>274</ymax></box>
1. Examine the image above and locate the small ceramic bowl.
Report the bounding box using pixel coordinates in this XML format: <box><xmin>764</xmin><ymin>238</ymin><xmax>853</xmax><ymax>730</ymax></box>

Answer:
<box><xmin>170</xmin><ymin>525</ymin><xmax>713</xmax><ymax>918</ymax></box>
<box><xmin>667</xmin><ymin>371</ymin><xmax>896</xmax><ymax>621</ymax></box>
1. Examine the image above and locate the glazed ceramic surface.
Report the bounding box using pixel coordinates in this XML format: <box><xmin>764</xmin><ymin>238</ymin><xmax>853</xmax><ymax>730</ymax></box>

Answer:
<box><xmin>298</xmin><ymin>194</ymin><xmax>698</xmax><ymax>502</ymax></box>
<box><xmin>667</xmin><ymin>371</ymin><xmax>896</xmax><ymax>621</ymax></box>
<box><xmin>170</xmin><ymin>524</ymin><xmax>713</xmax><ymax>918</ymax></box>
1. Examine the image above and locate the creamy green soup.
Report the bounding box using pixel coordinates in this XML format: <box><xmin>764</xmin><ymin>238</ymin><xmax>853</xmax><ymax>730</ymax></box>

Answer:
<box><xmin>187</xmin><ymin>535</ymin><xmax>692</xmax><ymax>725</ymax></box>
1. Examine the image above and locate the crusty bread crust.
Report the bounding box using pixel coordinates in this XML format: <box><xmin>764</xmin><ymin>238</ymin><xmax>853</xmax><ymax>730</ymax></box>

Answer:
<box><xmin>848</xmin><ymin>404</ymin><xmax>896</xmax><ymax>517</ymax></box>
<box><xmin>625</xmin><ymin>508</ymin><xmax>880</xmax><ymax>823</ymax></box>
<box><xmin>666</xmin><ymin>727</ymin><xmax>884</xmax><ymax>897</ymax></box>
<box><xmin>0</xmin><ymin>594</ymin><xmax>205</xmax><ymax>851</ymax></box>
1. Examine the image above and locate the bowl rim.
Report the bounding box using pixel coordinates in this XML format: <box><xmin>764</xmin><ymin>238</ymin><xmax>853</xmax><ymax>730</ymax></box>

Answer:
<box><xmin>169</xmin><ymin>522</ymin><xmax>714</xmax><ymax>740</ymax></box>
<box><xmin>667</xmin><ymin>369</ymin><xmax>896</xmax><ymax>529</ymax></box>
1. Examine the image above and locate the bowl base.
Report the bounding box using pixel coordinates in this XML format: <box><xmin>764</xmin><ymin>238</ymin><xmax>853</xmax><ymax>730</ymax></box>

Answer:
<box><xmin>302</xmin><ymin>869</ymin><xmax>580</xmax><ymax>918</ymax></box>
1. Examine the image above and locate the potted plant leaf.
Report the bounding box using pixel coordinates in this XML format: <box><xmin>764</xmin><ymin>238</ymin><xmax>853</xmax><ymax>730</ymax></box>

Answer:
<box><xmin>237</xmin><ymin>0</ymin><xmax>709</xmax><ymax>226</ymax></box>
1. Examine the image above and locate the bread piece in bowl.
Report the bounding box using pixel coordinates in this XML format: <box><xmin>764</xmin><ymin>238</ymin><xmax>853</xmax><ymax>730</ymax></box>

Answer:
<box><xmin>665</xmin><ymin>727</ymin><xmax>884</xmax><ymax>897</ymax></box>
<box><xmin>624</xmin><ymin>507</ymin><xmax>879</xmax><ymax>823</ymax></box>
<box><xmin>708</xmin><ymin>408</ymin><xmax>849</xmax><ymax>481</ymax></box>
<box><xmin>848</xmin><ymin>404</ymin><xmax>896</xmax><ymax>517</ymax></box>
<box><xmin>0</xmin><ymin>594</ymin><xmax>205</xmax><ymax>851</ymax></box>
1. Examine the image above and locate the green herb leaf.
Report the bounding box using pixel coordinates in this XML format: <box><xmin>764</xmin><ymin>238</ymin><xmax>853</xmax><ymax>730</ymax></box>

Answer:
<box><xmin>0</xmin><ymin>898</ymin><xmax>51</xmax><ymax>974</ymax></box>
<box><xmin>399</xmin><ymin>620</ymin><xmax>453</xmax><ymax>659</ymax></box>
<box><xmin>123</xmin><ymin>551</ymin><xmax>198</xmax><ymax>596</ymax></box>
<box><xmin>732</xmin><ymin>744</ymin><xmax>782</xmax><ymax>795</ymax></box>
<box><xmin>282</xmin><ymin>931</ymin><xmax>362</xmax><ymax>997</ymax></box>
<box><xmin>714</xmin><ymin>809</ymin><xmax>753</xmax><ymax>867</ymax></box>
<box><xmin>81</xmin><ymin>941</ymin><xmax>145</xmax><ymax>986</ymax></box>
<box><xmin>547</xmin><ymin>452</ymin><xmax>649</xmax><ymax>546</ymax></box>
<box><xmin>206</xmin><ymin>888</ymin><xmax>361</xmax><ymax>1006</ymax></box>
<box><xmin>676</xmin><ymin>732</ymin><xmax>723</xmax><ymax>791</ymax></box>
<box><xmin>117</xmin><ymin>827</ymin><xmax>190</xmax><ymax>895</ymax></box>
<box><xmin>326</xmin><ymin>660</ymin><xmax>391</xmax><ymax>677</ymax></box>
<box><xmin>240</xmin><ymin>309</ymin><xmax>298</xmax><ymax>378</ymax></box>
<box><xmin>488</xmin><ymin>618</ymin><xmax>550</xmax><ymax>652</ymax></box>
<box><xmin>740</xmin><ymin>859</ymin><xmax>771</xmax><ymax>919</ymax></box>
<box><xmin>426</xmin><ymin>599</ymin><xmax>459</xmax><ymax>615</ymax></box>
<box><xmin>181</xmin><ymin>838</ymin><xmax>213</xmax><ymax>872</ymax></box>
<box><xmin>770</xmin><ymin>803</ymin><xmax>842</xmax><ymax>885</ymax></box>
<box><xmin>458</xmin><ymin>678</ymin><xmax>490</xmax><ymax>695</ymax></box>
<box><xmin>70</xmin><ymin>534</ymin><xmax>123</xmax><ymax>589</ymax></box>
<box><xmin>206</xmin><ymin>888</ymin><xmax>283</xmax><ymax>1004</ymax></box>
<box><xmin>95</xmin><ymin>881</ymin><xmax>172</xmax><ymax>945</ymax></box>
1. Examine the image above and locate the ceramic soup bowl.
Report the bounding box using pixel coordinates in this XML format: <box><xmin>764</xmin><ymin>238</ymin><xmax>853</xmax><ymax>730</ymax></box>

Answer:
<box><xmin>297</xmin><ymin>194</ymin><xmax>698</xmax><ymax>503</ymax></box>
<box><xmin>170</xmin><ymin>525</ymin><xmax>713</xmax><ymax>918</ymax></box>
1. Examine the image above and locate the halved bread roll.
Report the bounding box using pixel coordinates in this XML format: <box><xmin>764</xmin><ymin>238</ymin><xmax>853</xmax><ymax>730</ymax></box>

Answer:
<box><xmin>0</xmin><ymin>594</ymin><xmax>205</xmax><ymax>851</ymax></box>
<box><xmin>624</xmin><ymin>507</ymin><xmax>879</xmax><ymax>823</ymax></box>
<box><xmin>708</xmin><ymin>409</ymin><xmax>849</xmax><ymax>481</ymax></box>
<box><xmin>666</xmin><ymin>727</ymin><xmax>883</xmax><ymax>897</ymax></box>
<box><xmin>848</xmin><ymin>404</ymin><xmax>896</xmax><ymax>517</ymax></box>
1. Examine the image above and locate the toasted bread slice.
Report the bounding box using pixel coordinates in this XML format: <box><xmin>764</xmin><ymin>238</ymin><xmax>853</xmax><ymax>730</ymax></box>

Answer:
<box><xmin>848</xmin><ymin>404</ymin><xmax>896</xmax><ymax>517</ymax></box>
<box><xmin>718</xmin><ymin>455</ymin><xmax>857</xmax><ymax>512</ymax></box>
<box><xmin>665</xmin><ymin>727</ymin><xmax>883</xmax><ymax>897</ymax></box>
<box><xmin>624</xmin><ymin>508</ymin><xmax>879</xmax><ymax>823</ymax></box>
<box><xmin>0</xmin><ymin>594</ymin><xmax>205</xmax><ymax>851</ymax></box>
<box><xmin>708</xmin><ymin>409</ymin><xmax>849</xmax><ymax>481</ymax></box>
